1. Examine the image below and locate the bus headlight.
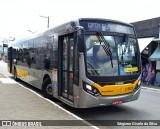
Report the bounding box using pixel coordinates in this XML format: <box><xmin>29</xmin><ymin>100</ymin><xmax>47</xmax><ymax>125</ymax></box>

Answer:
<box><xmin>86</xmin><ymin>84</ymin><xmax>92</xmax><ymax>91</ymax></box>
<box><xmin>83</xmin><ymin>82</ymin><xmax>100</xmax><ymax>96</ymax></box>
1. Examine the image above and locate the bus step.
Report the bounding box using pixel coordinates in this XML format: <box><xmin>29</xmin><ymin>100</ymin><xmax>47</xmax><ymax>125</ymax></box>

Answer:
<box><xmin>59</xmin><ymin>96</ymin><xmax>73</xmax><ymax>107</ymax></box>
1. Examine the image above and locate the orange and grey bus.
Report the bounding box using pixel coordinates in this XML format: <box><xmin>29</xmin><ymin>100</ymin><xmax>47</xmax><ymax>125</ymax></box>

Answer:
<box><xmin>8</xmin><ymin>18</ymin><xmax>142</xmax><ymax>108</ymax></box>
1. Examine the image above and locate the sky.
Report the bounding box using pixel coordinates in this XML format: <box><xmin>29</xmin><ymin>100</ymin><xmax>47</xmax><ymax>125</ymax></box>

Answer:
<box><xmin>0</xmin><ymin>0</ymin><xmax>159</xmax><ymax>41</ymax></box>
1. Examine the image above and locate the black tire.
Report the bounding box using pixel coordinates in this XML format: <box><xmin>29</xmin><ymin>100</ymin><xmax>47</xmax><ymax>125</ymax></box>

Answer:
<box><xmin>14</xmin><ymin>68</ymin><xmax>18</xmax><ymax>81</ymax></box>
<box><xmin>42</xmin><ymin>78</ymin><xmax>53</xmax><ymax>99</ymax></box>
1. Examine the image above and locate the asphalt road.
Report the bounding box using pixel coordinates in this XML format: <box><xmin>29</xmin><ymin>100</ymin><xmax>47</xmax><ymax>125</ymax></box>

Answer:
<box><xmin>67</xmin><ymin>89</ymin><xmax>160</xmax><ymax>120</ymax></box>
<box><xmin>56</xmin><ymin>87</ymin><xmax>160</xmax><ymax>129</ymax></box>
<box><xmin>60</xmin><ymin>89</ymin><xmax>160</xmax><ymax>129</ymax></box>
<box><xmin>0</xmin><ymin>61</ymin><xmax>160</xmax><ymax>129</ymax></box>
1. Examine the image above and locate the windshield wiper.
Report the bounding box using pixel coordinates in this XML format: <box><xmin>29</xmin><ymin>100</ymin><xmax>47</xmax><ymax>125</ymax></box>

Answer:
<box><xmin>120</xmin><ymin>34</ymin><xmax>127</xmax><ymax>66</ymax></box>
<box><xmin>96</xmin><ymin>32</ymin><xmax>113</xmax><ymax>68</ymax></box>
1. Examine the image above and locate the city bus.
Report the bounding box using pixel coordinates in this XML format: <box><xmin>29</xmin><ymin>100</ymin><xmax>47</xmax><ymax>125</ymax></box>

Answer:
<box><xmin>8</xmin><ymin>18</ymin><xmax>142</xmax><ymax>108</ymax></box>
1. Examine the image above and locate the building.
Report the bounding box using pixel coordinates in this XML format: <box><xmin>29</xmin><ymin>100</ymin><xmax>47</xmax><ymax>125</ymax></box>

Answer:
<box><xmin>131</xmin><ymin>17</ymin><xmax>160</xmax><ymax>85</ymax></box>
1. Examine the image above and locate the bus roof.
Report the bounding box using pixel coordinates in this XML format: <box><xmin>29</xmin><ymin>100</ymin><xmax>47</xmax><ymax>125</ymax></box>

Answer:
<box><xmin>12</xmin><ymin>18</ymin><xmax>134</xmax><ymax>45</ymax></box>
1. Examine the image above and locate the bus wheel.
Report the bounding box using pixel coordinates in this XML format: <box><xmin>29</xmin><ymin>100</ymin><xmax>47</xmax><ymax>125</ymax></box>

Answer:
<box><xmin>14</xmin><ymin>68</ymin><xmax>18</xmax><ymax>81</ymax></box>
<box><xmin>42</xmin><ymin>78</ymin><xmax>53</xmax><ymax>99</ymax></box>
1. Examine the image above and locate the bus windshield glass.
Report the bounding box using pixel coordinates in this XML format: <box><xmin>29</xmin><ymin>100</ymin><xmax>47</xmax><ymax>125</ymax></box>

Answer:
<box><xmin>85</xmin><ymin>34</ymin><xmax>139</xmax><ymax>76</ymax></box>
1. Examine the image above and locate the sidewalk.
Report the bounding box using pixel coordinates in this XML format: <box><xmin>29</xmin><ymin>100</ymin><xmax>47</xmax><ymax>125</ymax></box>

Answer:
<box><xmin>0</xmin><ymin>72</ymin><xmax>96</xmax><ymax>129</ymax></box>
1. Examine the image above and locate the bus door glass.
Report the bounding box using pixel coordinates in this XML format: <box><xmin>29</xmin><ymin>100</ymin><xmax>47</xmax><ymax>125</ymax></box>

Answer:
<box><xmin>61</xmin><ymin>34</ymin><xmax>74</xmax><ymax>100</ymax></box>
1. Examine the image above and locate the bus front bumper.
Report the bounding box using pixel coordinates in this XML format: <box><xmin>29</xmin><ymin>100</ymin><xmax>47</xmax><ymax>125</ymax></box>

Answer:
<box><xmin>77</xmin><ymin>87</ymin><xmax>141</xmax><ymax>108</ymax></box>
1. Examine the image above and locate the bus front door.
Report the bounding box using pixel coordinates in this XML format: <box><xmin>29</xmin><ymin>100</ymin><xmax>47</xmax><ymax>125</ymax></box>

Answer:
<box><xmin>59</xmin><ymin>35</ymin><xmax>74</xmax><ymax>101</ymax></box>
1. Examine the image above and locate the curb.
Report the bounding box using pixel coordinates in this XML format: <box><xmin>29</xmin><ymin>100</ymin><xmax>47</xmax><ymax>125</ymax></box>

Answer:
<box><xmin>141</xmin><ymin>86</ymin><xmax>160</xmax><ymax>92</ymax></box>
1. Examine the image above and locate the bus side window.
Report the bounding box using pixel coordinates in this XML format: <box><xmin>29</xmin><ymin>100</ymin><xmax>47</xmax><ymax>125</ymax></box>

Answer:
<box><xmin>44</xmin><ymin>54</ymin><xmax>51</xmax><ymax>70</ymax></box>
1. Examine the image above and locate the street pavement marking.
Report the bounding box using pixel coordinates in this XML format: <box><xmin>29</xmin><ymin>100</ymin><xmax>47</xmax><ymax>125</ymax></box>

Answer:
<box><xmin>0</xmin><ymin>74</ymin><xmax>6</xmax><ymax>78</ymax></box>
<box><xmin>0</xmin><ymin>78</ymin><xmax>17</xmax><ymax>84</ymax></box>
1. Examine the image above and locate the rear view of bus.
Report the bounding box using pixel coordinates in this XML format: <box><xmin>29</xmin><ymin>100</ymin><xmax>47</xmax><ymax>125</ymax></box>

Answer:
<box><xmin>76</xmin><ymin>18</ymin><xmax>141</xmax><ymax>108</ymax></box>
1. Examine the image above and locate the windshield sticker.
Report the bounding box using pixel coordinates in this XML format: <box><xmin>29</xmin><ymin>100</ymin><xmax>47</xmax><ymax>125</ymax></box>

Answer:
<box><xmin>124</xmin><ymin>67</ymin><xmax>138</xmax><ymax>72</ymax></box>
<box><xmin>120</xmin><ymin>67</ymin><xmax>125</xmax><ymax>75</ymax></box>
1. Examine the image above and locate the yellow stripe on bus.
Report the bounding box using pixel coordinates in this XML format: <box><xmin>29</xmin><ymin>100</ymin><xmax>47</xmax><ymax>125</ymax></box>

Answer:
<box><xmin>93</xmin><ymin>80</ymin><xmax>139</xmax><ymax>96</ymax></box>
<box><xmin>16</xmin><ymin>68</ymin><xmax>28</xmax><ymax>78</ymax></box>
<box><xmin>52</xmin><ymin>69</ymin><xmax>57</xmax><ymax>74</ymax></box>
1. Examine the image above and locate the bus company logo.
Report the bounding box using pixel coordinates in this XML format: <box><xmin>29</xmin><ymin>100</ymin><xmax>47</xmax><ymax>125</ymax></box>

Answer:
<box><xmin>102</xmin><ymin>90</ymin><xmax>114</xmax><ymax>93</ymax></box>
<box><xmin>2</xmin><ymin>121</ymin><xmax>11</xmax><ymax>126</ymax></box>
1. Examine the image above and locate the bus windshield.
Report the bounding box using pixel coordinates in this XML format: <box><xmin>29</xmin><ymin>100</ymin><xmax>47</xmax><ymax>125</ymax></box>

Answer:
<box><xmin>85</xmin><ymin>34</ymin><xmax>139</xmax><ymax>76</ymax></box>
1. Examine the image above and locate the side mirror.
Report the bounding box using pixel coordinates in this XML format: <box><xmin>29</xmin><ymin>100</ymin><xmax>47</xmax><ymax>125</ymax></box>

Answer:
<box><xmin>74</xmin><ymin>26</ymin><xmax>85</xmax><ymax>53</ymax></box>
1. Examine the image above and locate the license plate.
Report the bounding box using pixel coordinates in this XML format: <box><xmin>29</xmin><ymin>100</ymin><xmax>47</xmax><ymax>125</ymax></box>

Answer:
<box><xmin>112</xmin><ymin>100</ymin><xmax>123</xmax><ymax>105</ymax></box>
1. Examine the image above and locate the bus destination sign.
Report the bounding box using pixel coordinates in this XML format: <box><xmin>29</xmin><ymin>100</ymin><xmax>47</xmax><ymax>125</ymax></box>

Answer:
<box><xmin>80</xmin><ymin>21</ymin><xmax>135</xmax><ymax>35</ymax></box>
